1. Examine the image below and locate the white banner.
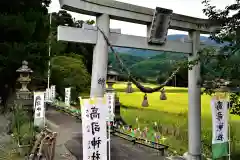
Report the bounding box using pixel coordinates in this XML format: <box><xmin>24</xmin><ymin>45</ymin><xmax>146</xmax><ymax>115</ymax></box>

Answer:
<box><xmin>65</xmin><ymin>87</ymin><xmax>71</xmax><ymax>107</ymax></box>
<box><xmin>45</xmin><ymin>88</ymin><xmax>51</xmax><ymax>102</ymax></box>
<box><xmin>34</xmin><ymin>92</ymin><xmax>45</xmax><ymax>127</ymax></box>
<box><xmin>106</xmin><ymin>92</ymin><xmax>115</xmax><ymax>121</ymax></box>
<box><xmin>81</xmin><ymin>97</ymin><xmax>108</xmax><ymax>160</ymax></box>
<box><xmin>50</xmin><ymin>85</ymin><xmax>56</xmax><ymax>101</ymax></box>
<box><xmin>44</xmin><ymin>91</ymin><xmax>47</xmax><ymax>102</ymax></box>
<box><xmin>211</xmin><ymin>97</ymin><xmax>229</xmax><ymax>144</ymax></box>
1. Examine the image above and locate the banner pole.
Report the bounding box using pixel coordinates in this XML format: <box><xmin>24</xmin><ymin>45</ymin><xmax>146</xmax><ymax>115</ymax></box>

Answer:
<box><xmin>228</xmin><ymin>95</ymin><xmax>231</xmax><ymax>160</ymax></box>
<box><xmin>108</xmin><ymin>121</ymin><xmax>111</xmax><ymax>160</ymax></box>
<box><xmin>227</xmin><ymin>92</ymin><xmax>231</xmax><ymax>160</ymax></box>
<box><xmin>228</xmin><ymin>124</ymin><xmax>231</xmax><ymax>160</ymax></box>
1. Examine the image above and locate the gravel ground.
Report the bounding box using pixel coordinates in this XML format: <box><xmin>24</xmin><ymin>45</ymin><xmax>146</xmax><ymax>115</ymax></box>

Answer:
<box><xmin>0</xmin><ymin>114</ymin><xmax>20</xmax><ymax>160</ymax></box>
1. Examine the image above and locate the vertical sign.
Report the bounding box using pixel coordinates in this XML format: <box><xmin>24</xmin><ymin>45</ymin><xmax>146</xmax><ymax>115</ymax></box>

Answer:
<box><xmin>34</xmin><ymin>92</ymin><xmax>45</xmax><ymax>127</ymax></box>
<box><xmin>44</xmin><ymin>92</ymin><xmax>47</xmax><ymax>102</ymax></box>
<box><xmin>51</xmin><ymin>85</ymin><xmax>56</xmax><ymax>101</ymax></box>
<box><xmin>211</xmin><ymin>97</ymin><xmax>229</xmax><ymax>159</ymax></box>
<box><xmin>65</xmin><ymin>87</ymin><xmax>71</xmax><ymax>107</ymax></box>
<box><xmin>48</xmin><ymin>88</ymin><xmax>51</xmax><ymax>102</ymax></box>
<box><xmin>81</xmin><ymin>97</ymin><xmax>107</xmax><ymax>160</ymax></box>
<box><xmin>105</xmin><ymin>92</ymin><xmax>115</xmax><ymax>121</ymax></box>
<box><xmin>45</xmin><ymin>88</ymin><xmax>50</xmax><ymax>102</ymax></box>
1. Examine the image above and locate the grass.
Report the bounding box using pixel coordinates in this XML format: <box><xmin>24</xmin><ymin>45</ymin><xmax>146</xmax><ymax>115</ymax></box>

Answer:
<box><xmin>0</xmin><ymin>141</ymin><xmax>22</xmax><ymax>160</ymax></box>
<box><xmin>113</xmin><ymin>82</ymin><xmax>240</xmax><ymax>158</ymax></box>
<box><xmin>7</xmin><ymin>104</ymin><xmax>38</xmax><ymax>159</ymax></box>
<box><xmin>0</xmin><ymin>119</ymin><xmax>35</xmax><ymax>160</ymax></box>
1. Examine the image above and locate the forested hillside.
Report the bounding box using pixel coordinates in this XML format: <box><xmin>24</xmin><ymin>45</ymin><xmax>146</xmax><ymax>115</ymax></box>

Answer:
<box><xmin>108</xmin><ymin>35</ymin><xmax>224</xmax><ymax>87</ymax></box>
<box><xmin>108</xmin><ymin>51</ymin><xmax>187</xmax><ymax>85</ymax></box>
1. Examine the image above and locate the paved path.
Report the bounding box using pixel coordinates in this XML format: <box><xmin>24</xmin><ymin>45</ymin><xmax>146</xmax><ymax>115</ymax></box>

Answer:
<box><xmin>46</xmin><ymin>109</ymin><xmax>80</xmax><ymax>160</ymax></box>
<box><xmin>46</xmin><ymin>108</ymin><xmax>166</xmax><ymax>160</ymax></box>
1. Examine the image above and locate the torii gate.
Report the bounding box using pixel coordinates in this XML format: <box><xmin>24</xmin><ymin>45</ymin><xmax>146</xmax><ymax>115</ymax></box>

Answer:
<box><xmin>57</xmin><ymin>0</ymin><xmax>219</xmax><ymax>159</ymax></box>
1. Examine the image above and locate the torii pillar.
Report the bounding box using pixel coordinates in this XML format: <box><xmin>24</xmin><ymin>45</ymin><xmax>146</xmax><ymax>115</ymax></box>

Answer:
<box><xmin>188</xmin><ymin>30</ymin><xmax>201</xmax><ymax>160</ymax></box>
<box><xmin>90</xmin><ymin>14</ymin><xmax>110</xmax><ymax>97</ymax></box>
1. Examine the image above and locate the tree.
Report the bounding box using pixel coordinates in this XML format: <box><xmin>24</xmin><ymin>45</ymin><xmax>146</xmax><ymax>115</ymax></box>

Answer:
<box><xmin>0</xmin><ymin>0</ymin><xmax>96</xmax><ymax>110</ymax></box>
<box><xmin>202</xmin><ymin>0</ymin><xmax>240</xmax><ymax>115</ymax></box>
<box><xmin>0</xmin><ymin>0</ymin><xmax>51</xmax><ymax>110</ymax></box>
<box><xmin>51</xmin><ymin>54</ymin><xmax>91</xmax><ymax>101</ymax></box>
<box><xmin>50</xmin><ymin>10</ymin><xmax>95</xmax><ymax>73</ymax></box>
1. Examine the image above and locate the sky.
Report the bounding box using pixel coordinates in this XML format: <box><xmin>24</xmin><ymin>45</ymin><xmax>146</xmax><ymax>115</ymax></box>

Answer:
<box><xmin>49</xmin><ymin>0</ymin><xmax>234</xmax><ymax>36</ymax></box>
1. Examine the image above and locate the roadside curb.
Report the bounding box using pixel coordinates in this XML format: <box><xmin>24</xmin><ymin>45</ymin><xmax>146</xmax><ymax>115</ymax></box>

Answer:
<box><xmin>165</xmin><ymin>156</ymin><xmax>186</xmax><ymax>160</ymax></box>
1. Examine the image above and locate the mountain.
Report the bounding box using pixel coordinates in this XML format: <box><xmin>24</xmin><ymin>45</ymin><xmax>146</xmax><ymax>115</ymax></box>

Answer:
<box><xmin>167</xmin><ymin>34</ymin><xmax>217</xmax><ymax>45</ymax></box>
<box><xmin>113</xmin><ymin>47</ymin><xmax>161</xmax><ymax>58</ymax></box>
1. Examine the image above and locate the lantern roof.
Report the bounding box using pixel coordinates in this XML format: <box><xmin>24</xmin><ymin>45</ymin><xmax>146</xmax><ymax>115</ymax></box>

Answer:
<box><xmin>107</xmin><ymin>65</ymin><xmax>119</xmax><ymax>76</ymax></box>
<box><xmin>16</xmin><ymin>60</ymin><xmax>33</xmax><ymax>73</ymax></box>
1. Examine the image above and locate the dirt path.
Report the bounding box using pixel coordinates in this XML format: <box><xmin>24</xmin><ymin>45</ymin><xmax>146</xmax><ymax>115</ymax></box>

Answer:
<box><xmin>45</xmin><ymin>108</ymin><xmax>166</xmax><ymax>160</ymax></box>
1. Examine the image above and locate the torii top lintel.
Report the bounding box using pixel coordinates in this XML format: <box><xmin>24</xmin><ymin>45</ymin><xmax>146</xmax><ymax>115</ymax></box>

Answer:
<box><xmin>59</xmin><ymin>0</ymin><xmax>219</xmax><ymax>34</ymax></box>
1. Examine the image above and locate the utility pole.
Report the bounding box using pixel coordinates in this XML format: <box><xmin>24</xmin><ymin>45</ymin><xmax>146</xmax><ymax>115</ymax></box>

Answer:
<box><xmin>175</xmin><ymin>75</ymin><xmax>177</xmax><ymax>87</ymax></box>
<box><xmin>47</xmin><ymin>13</ymin><xmax>52</xmax><ymax>89</ymax></box>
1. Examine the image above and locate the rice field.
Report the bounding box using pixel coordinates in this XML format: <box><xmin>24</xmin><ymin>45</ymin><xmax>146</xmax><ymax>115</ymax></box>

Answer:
<box><xmin>115</xmin><ymin>82</ymin><xmax>240</xmax><ymax>120</ymax></box>
<box><xmin>114</xmin><ymin>82</ymin><xmax>240</xmax><ymax>157</ymax></box>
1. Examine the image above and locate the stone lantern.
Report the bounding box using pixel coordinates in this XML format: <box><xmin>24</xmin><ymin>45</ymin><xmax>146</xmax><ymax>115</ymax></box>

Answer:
<box><xmin>106</xmin><ymin>65</ymin><xmax>121</xmax><ymax>122</ymax></box>
<box><xmin>16</xmin><ymin>61</ymin><xmax>33</xmax><ymax>91</ymax></box>
<box><xmin>16</xmin><ymin>60</ymin><xmax>33</xmax><ymax>110</ymax></box>
<box><xmin>106</xmin><ymin>65</ymin><xmax>119</xmax><ymax>91</ymax></box>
